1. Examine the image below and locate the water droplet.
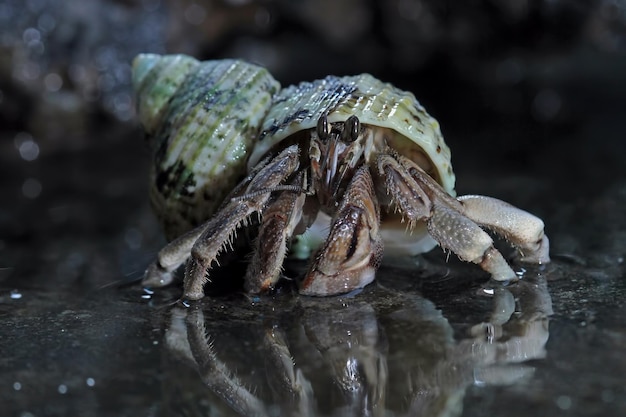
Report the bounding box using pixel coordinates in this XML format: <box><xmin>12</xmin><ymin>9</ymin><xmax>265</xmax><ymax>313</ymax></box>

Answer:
<box><xmin>10</xmin><ymin>289</ymin><xmax>22</xmax><ymax>300</ymax></box>
<box><xmin>13</xmin><ymin>381</ymin><xmax>21</xmax><ymax>390</ymax></box>
<box><xmin>86</xmin><ymin>378</ymin><xmax>95</xmax><ymax>387</ymax></box>
<box><xmin>556</xmin><ymin>395</ymin><xmax>572</xmax><ymax>410</ymax></box>
<box><xmin>22</xmin><ymin>27</ymin><xmax>40</xmax><ymax>43</ymax></box>
<box><xmin>15</xmin><ymin>133</ymin><xmax>39</xmax><ymax>161</ymax></box>
<box><xmin>57</xmin><ymin>384</ymin><xmax>68</xmax><ymax>394</ymax></box>
<box><xmin>22</xmin><ymin>178</ymin><xmax>42</xmax><ymax>199</ymax></box>
<box><xmin>44</xmin><ymin>73</ymin><xmax>63</xmax><ymax>92</ymax></box>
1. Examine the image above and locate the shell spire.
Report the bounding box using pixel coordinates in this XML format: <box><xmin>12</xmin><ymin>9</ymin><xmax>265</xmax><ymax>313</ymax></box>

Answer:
<box><xmin>132</xmin><ymin>54</ymin><xmax>281</xmax><ymax>239</ymax></box>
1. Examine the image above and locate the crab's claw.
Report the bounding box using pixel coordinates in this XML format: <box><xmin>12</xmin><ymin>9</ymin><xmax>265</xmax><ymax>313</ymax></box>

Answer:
<box><xmin>300</xmin><ymin>166</ymin><xmax>383</xmax><ymax>296</ymax></box>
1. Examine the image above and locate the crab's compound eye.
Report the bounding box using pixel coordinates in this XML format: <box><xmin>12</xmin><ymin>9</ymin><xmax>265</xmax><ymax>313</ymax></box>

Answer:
<box><xmin>316</xmin><ymin>114</ymin><xmax>329</xmax><ymax>141</ymax></box>
<box><xmin>342</xmin><ymin>115</ymin><xmax>360</xmax><ymax>142</ymax></box>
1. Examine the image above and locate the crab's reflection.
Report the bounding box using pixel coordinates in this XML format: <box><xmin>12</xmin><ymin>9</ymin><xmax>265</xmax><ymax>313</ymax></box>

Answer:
<box><xmin>160</xmin><ymin>277</ymin><xmax>551</xmax><ymax>417</ymax></box>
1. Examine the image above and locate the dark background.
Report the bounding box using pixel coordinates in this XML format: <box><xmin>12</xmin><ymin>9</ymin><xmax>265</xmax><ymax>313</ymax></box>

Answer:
<box><xmin>1</xmin><ymin>1</ymin><xmax>625</xmax><ymax>416</ymax></box>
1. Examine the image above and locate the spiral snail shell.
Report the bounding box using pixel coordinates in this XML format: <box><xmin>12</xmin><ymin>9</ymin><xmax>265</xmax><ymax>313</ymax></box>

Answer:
<box><xmin>132</xmin><ymin>53</ymin><xmax>280</xmax><ymax>239</ymax></box>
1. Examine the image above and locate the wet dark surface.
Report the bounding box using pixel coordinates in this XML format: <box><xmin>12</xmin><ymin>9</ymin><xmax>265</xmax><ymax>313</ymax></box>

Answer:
<box><xmin>2</xmin><ymin>1</ymin><xmax>626</xmax><ymax>416</ymax></box>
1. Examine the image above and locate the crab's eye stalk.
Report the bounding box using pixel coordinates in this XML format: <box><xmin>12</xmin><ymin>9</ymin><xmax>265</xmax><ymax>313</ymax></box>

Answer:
<box><xmin>342</xmin><ymin>115</ymin><xmax>360</xmax><ymax>142</ymax></box>
<box><xmin>316</xmin><ymin>114</ymin><xmax>329</xmax><ymax>141</ymax></box>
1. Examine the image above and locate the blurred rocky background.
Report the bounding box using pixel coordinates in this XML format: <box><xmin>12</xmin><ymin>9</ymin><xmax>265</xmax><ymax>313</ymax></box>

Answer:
<box><xmin>2</xmin><ymin>0</ymin><xmax>625</xmax><ymax>145</ymax></box>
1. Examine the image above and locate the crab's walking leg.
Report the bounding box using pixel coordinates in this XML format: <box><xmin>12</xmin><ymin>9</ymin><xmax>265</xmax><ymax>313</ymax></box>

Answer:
<box><xmin>245</xmin><ymin>174</ymin><xmax>306</xmax><ymax>293</ymax></box>
<box><xmin>456</xmin><ymin>195</ymin><xmax>550</xmax><ymax>264</ymax></box>
<box><xmin>378</xmin><ymin>153</ymin><xmax>517</xmax><ymax>281</ymax></box>
<box><xmin>182</xmin><ymin>145</ymin><xmax>300</xmax><ymax>300</ymax></box>
<box><xmin>144</xmin><ymin>223</ymin><xmax>210</xmax><ymax>288</ymax></box>
<box><xmin>143</xmin><ymin>156</ymin><xmax>277</xmax><ymax>288</ymax></box>
<box><xmin>300</xmin><ymin>166</ymin><xmax>383</xmax><ymax>296</ymax></box>
<box><xmin>427</xmin><ymin>202</ymin><xmax>517</xmax><ymax>280</ymax></box>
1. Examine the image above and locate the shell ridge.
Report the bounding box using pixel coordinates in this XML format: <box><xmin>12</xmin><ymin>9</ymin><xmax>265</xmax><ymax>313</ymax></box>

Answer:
<box><xmin>135</xmin><ymin>54</ymin><xmax>280</xmax><ymax>237</ymax></box>
<box><xmin>250</xmin><ymin>72</ymin><xmax>455</xmax><ymax>195</ymax></box>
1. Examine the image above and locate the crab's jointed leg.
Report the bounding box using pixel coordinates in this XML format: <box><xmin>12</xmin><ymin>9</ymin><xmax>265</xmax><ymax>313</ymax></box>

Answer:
<box><xmin>142</xmin><ymin>151</ymin><xmax>286</xmax><ymax>289</ymax></box>
<box><xmin>175</xmin><ymin>145</ymin><xmax>300</xmax><ymax>300</ymax></box>
<box><xmin>456</xmin><ymin>195</ymin><xmax>550</xmax><ymax>264</ymax></box>
<box><xmin>378</xmin><ymin>151</ymin><xmax>518</xmax><ymax>281</ymax></box>
<box><xmin>427</xmin><ymin>201</ymin><xmax>517</xmax><ymax>280</ymax></box>
<box><xmin>143</xmin><ymin>222</ymin><xmax>211</xmax><ymax>288</ymax></box>
<box><xmin>300</xmin><ymin>165</ymin><xmax>383</xmax><ymax>296</ymax></box>
<box><xmin>244</xmin><ymin>172</ymin><xmax>307</xmax><ymax>293</ymax></box>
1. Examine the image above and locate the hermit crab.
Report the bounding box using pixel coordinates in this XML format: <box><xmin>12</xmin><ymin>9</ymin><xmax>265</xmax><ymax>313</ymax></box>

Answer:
<box><xmin>133</xmin><ymin>53</ymin><xmax>550</xmax><ymax>300</ymax></box>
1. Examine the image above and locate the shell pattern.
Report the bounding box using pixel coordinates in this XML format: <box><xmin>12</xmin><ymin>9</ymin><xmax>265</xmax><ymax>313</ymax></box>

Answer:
<box><xmin>250</xmin><ymin>74</ymin><xmax>456</xmax><ymax>196</ymax></box>
<box><xmin>132</xmin><ymin>54</ymin><xmax>280</xmax><ymax>239</ymax></box>
<box><xmin>133</xmin><ymin>54</ymin><xmax>456</xmax><ymax>249</ymax></box>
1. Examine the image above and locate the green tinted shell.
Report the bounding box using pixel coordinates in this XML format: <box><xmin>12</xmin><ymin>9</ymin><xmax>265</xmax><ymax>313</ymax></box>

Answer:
<box><xmin>248</xmin><ymin>74</ymin><xmax>456</xmax><ymax>196</ymax></box>
<box><xmin>132</xmin><ymin>54</ymin><xmax>280</xmax><ymax>239</ymax></box>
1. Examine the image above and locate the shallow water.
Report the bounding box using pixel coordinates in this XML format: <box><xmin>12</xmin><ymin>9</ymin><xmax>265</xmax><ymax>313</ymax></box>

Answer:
<box><xmin>2</xmin><ymin>241</ymin><xmax>625</xmax><ymax>417</ymax></box>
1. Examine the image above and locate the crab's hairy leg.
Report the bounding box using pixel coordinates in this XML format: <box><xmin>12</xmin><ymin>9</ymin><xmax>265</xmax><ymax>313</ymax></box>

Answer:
<box><xmin>427</xmin><ymin>202</ymin><xmax>517</xmax><ymax>280</ymax></box>
<box><xmin>399</xmin><ymin>148</ymin><xmax>549</xmax><ymax>264</ymax></box>
<box><xmin>183</xmin><ymin>145</ymin><xmax>301</xmax><ymax>300</ymax></box>
<box><xmin>300</xmin><ymin>166</ymin><xmax>383</xmax><ymax>296</ymax></box>
<box><xmin>376</xmin><ymin>153</ymin><xmax>432</xmax><ymax>224</ymax></box>
<box><xmin>142</xmin><ymin>155</ymin><xmax>278</xmax><ymax>288</ymax></box>
<box><xmin>245</xmin><ymin>173</ymin><xmax>307</xmax><ymax>293</ymax></box>
<box><xmin>456</xmin><ymin>195</ymin><xmax>550</xmax><ymax>264</ymax></box>
<box><xmin>378</xmin><ymin>152</ymin><xmax>516</xmax><ymax>281</ymax></box>
<box><xmin>143</xmin><ymin>223</ymin><xmax>211</xmax><ymax>288</ymax></box>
